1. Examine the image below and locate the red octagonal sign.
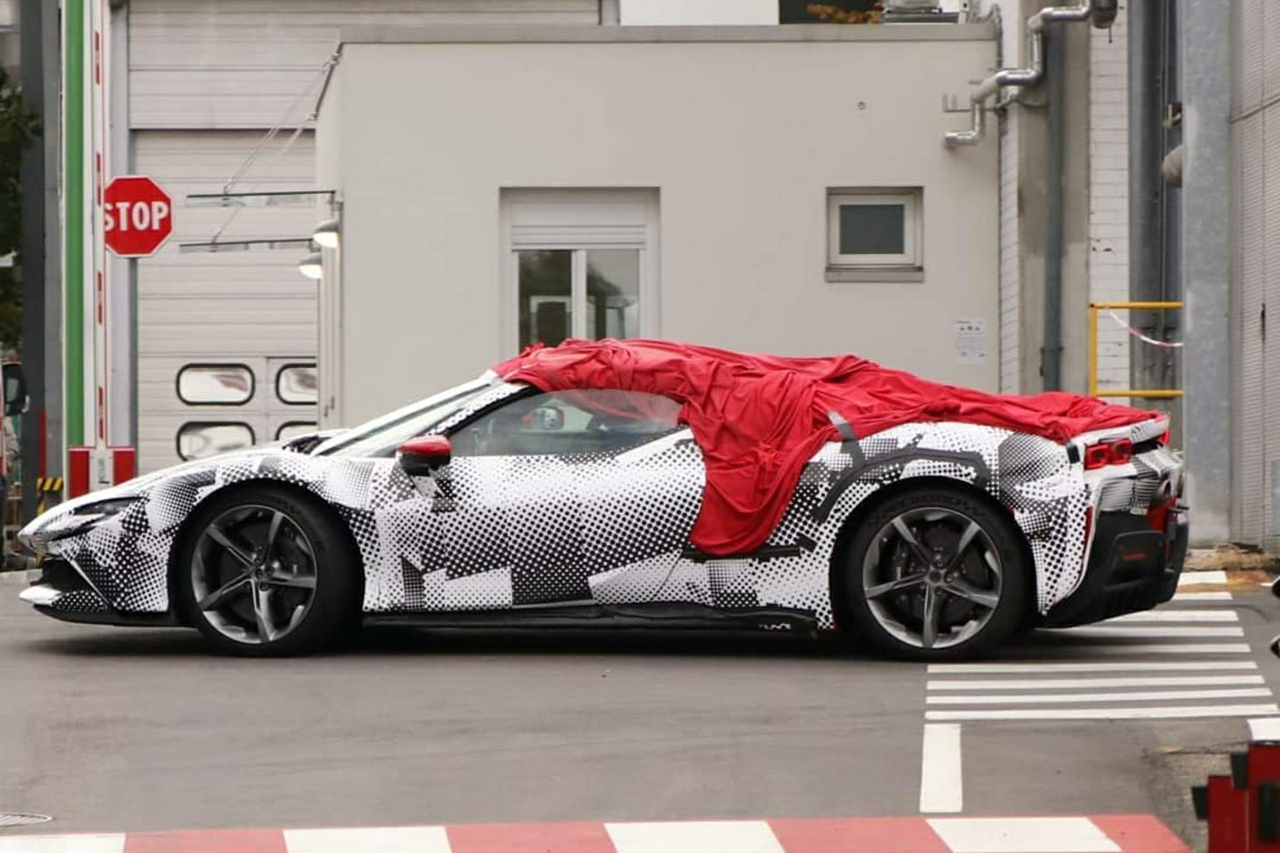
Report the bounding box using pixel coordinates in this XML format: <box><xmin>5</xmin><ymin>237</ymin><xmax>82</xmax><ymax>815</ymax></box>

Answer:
<box><xmin>104</xmin><ymin>175</ymin><xmax>174</xmax><ymax>258</ymax></box>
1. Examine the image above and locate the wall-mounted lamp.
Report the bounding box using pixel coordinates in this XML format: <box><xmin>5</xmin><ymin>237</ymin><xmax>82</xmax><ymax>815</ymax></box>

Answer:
<box><xmin>298</xmin><ymin>251</ymin><xmax>323</xmax><ymax>280</ymax></box>
<box><xmin>313</xmin><ymin>217</ymin><xmax>340</xmax><ymax>250</ymax></box>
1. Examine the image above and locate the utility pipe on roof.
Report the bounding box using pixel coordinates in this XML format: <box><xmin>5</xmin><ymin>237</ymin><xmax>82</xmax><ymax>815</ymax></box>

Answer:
<box><xmin>944</xmin><ymin>0</ymin><xmax>1116</xmax><ymax>147</ymax></box>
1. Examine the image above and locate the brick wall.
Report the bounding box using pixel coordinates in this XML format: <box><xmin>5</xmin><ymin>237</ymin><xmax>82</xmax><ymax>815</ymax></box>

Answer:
<box><xmin>1088</xmin><ymin>16</ymin><xmax>1131</xmax><ymax>394</ymax></box>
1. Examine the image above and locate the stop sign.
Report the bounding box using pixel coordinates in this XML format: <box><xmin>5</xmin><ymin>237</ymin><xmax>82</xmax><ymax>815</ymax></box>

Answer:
<box><xmin>104</xmin><ymin>175</ymin><xmax>174</xmax><ymax>258</ymax></box>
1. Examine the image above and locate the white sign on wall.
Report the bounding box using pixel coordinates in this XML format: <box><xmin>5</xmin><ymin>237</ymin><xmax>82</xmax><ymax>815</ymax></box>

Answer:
<box><xmin>954</xmin><ymin>317</ymin><xmax>988</xmax><ymax>365</ymax></box>
<box><xmin>620</xmin><ymin>0</ymin><xmax>778</xmax><ymax>25</ymax></box>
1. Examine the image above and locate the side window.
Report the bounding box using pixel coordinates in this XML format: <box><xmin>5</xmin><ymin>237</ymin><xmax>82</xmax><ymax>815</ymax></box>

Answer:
<box><xmin>276</xmin><ymin>421</ymin><xmax>317</xmax><ymax>442</ymax></box>
<box><xmin>177</xmin><ymin>422</ymin><xmax>256</xmax><ymax>461</ymax></box>
<box><xmin>177</xmin><ymin>364</ymin><xmax>254</xmax><ymax>405</ymax></box>
<box><xmin>276</xmin><ymin>364</ymin><xmax>318</xmax><ymax>405</ymax></box>
<box><xmin>451</xmin><ymin>389</ymin><xmax>681</xmax><ymax>457</ymax></box>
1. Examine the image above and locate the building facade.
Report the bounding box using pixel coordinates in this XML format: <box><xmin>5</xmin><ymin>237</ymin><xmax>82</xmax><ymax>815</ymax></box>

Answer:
<box><xmin>315</xmin><ymin>25</ymin><xmax>1001</xmax><ymax>425</ymax></box>
<box><xmin>46</xmin><ymin>0</ymin><xmax>1234</xmax><ymax>547</ymax></box>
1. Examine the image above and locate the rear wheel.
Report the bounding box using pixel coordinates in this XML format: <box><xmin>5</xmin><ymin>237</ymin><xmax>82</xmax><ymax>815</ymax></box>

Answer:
<box><xmin>841</xmin><ymin>484</ymin><xmax>1029</xmax><ymax>660</ymax></box>
<box><xmin>175</xmin><ymin>487</ymin><xmax>358</xmax><ymax>656</ymax></box>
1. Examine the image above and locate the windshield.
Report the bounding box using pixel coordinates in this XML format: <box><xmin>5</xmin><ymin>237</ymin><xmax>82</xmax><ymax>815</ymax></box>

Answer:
<box><xmin>314</xmin><ymin>374</ymin><xmax>499</xmax><ymax>458</ymax></box>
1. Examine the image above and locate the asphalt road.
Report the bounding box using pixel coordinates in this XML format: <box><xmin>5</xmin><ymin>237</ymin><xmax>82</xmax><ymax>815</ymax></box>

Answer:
<box><xmin>0</xmin><ymin>573</ymin><xmax>1276</xmax><ymax>846</ymax></box>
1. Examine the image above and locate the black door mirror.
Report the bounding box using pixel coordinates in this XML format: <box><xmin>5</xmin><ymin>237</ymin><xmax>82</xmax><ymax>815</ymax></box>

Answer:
<box><xmin>2</xmin><ymin>362</ymin><xmax>28</xmax><ymax>417</ymax></box>
<box><xmin>398</xmin><ymin>436</ymin><xmax>451</xmax><ymax>477</ymax></box>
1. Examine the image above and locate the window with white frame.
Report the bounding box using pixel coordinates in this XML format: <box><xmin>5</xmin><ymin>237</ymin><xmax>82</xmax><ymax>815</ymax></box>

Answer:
<box><xmin>502</xmin><ymin>189</ymin><xmax>659</xmax><ymax>351</ymax></box>
<box><xmin>827</xmin><ymin>189</ymin><xmax>922</xmax><ymax>270</ymax></box>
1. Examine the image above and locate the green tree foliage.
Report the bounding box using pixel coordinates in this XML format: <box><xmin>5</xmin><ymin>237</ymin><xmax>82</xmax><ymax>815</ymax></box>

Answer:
<box><xmin>0</xmin><ymin>66</ymin><xmax>41</xmax><ymax>351</ymax></box>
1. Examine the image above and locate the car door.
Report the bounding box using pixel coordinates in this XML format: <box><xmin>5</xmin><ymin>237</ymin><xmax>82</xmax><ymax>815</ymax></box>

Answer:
<box><xmin>444</xmin><ymin>388</ymin><xmax>706</xmax><ymax>607</ymax></box>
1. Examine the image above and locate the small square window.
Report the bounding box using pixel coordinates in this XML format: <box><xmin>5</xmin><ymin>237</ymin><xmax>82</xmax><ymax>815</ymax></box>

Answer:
<box><xmin>827</xmin><ymin>190</ymin><xmax>922</xmax><ymax>270</ymax></box>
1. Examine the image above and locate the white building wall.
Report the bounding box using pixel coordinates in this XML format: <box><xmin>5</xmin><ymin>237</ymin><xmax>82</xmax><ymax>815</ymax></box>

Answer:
<box><xmin>127</xmin><ymin>0</ymin><xmax>599</xmax><ymax>128</ymax></box>
<box><xmin>125</xmin><ymin>0</ymin><xmax>599</xmax><ymax>473</ymax></box>
<box><xmin>1230</xmin><ymin>0</ymin><xmax>1280</xmax><ymax>548</ymax></box>
<box><xmin>320</xmin><ymin>29</ymin><xmax>1000</xmax><ymax>425</ymax></box>
<box><xmin>1087</xmin><ymin>15</ymin><xmax>1130</xmax><ymax>394</ymax></box>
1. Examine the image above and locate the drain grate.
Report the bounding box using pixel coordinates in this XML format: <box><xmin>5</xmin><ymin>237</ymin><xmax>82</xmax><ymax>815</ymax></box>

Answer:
<box><xmin>0</xmin><ymin>813</ymin><xmax>53</xmax><ymax>828</ymax></box>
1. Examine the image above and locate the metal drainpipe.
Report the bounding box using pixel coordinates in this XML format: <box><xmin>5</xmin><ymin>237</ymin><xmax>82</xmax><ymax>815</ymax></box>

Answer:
<box><xmin>1128</xmin><ymin>0</ymin><xmax>1164</xmax><ymax>389</ymax></box>
<box><xmin>944</xmin><ymin>0</ymin><xmax>1117</xmax><ymax>148</ymax></box>
<box><xmin>1043</xmin><ymin>27</ymin><xmax>1066</xmax><ymax>391</ymax></box>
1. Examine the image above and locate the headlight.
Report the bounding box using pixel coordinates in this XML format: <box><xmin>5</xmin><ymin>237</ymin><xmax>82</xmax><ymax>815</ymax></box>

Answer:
<box><xmin>71</xmin><ymin>497</ymin><xmax>141</xmax><ymax>519</ymax></box>
<box><xmin>47</xmin><ymin>496</ymin><xmax>143</xmax><ymax>542</ymax></box>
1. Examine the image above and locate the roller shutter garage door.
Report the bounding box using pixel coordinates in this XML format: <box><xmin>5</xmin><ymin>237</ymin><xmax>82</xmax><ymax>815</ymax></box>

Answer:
<box><xmin>133</xmin><ymin>130</ymin><xmax>320</xmax><ymax>473</ymax></box>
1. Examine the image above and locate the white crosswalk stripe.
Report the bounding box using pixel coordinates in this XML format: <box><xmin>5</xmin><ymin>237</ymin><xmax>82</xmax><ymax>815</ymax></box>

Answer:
<box><xmin>1105</xmin><ymin>609</ymin><xmax>1239</xmax><ymax>622</ymax></box>
<box><xmin>1172</xmin><ymin>591</ymin><xmax>1235</xmax><ymax>602</ymax></box>
<box><xmin>924</xmin><ymin>590</ymin><xmax>1280</xmax><ymax>722</ymax></box>
<box><xmin>1178</xmin><ymin>570</ymin><xmax>1228</xmax><ymax>586</ymax></box>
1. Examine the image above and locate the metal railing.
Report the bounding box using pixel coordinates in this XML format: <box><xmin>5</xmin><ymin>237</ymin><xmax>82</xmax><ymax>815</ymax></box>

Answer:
<box><xmin>1087</xmin><ymin>301</ymin><xmax>1183</xmax><ymax>399</ymax></box>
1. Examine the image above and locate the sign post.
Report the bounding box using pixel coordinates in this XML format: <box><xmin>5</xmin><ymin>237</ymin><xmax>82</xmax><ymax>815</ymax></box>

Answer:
<box><xmin>67</xmin><ymin>174</ymin><xmax>171</xmax><ymax>498</ymax></box>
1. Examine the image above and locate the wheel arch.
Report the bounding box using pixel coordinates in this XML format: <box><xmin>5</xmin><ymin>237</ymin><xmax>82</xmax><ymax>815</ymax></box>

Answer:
<box><xmin>825</xmin><ymin>475</ymin><xmax>1037</xmax><ymax>632</ymax></box>
<box><xmin>166</xmin><ymin>478</ymin><xmax>366</xmax><ymax>627</ymax></box>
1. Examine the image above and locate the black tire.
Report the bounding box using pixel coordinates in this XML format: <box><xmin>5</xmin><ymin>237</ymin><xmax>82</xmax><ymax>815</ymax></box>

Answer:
<box><xmin>840</xmin><ymin>483</ymin><xmax>1030</xmax><ymax>661</ymax></box>
<box><xmin>174</xmin><ymin>485</ymin><xmax>359</xmax><ymax>657</ymax></box>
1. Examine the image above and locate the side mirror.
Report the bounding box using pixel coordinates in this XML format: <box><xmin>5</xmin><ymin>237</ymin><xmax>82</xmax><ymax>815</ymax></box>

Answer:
<box><xmin>2</xmin><ymin>362</ymin><xmax>27</xmax><ymax>418</ymax></box>
<box><xmin>398</xmin><ymin>435</ymin><xmax>451</xmax><ymax>477</ymax></box>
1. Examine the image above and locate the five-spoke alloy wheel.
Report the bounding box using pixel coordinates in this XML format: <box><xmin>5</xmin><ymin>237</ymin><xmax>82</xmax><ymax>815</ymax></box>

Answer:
<box><xmin>843</xmin><ymin>485</ymin><xmax>1027</xmax><ymax>660</ymax></box>
<box><xmin>176</xmin><ymin>487</ymin><xmax>358</xmax><ymax>656</ymax></box>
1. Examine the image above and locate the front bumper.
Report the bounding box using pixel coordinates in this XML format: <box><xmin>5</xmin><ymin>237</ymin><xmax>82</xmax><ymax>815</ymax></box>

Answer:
<box><xmin>20</xmin><ymin>558</ymin><xmax>178</xmax><ymax>627</ymax></box>
<box><xmin>1044</xmin><ymin>502</ymin><xmax>1189</xmax><ymax>627</ymax></box>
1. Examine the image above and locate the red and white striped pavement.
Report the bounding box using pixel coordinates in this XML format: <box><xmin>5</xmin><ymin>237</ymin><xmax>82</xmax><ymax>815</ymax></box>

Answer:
<box><xmin>0</xmin><ymin>815</ymin><xmax>1188</xmax><ymax>852</ymax></box>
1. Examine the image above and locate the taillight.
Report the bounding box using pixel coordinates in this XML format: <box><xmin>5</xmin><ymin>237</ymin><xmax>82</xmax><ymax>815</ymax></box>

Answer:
<box><xmin>1083</xmin><ymin>438</ymin><xmax>1134</xmax><ymax>470</ymax></box>
<box><xmin>1083</xmin><ymin>444</ymin><xmax>1110</xmax><ymax>469</ymax></box>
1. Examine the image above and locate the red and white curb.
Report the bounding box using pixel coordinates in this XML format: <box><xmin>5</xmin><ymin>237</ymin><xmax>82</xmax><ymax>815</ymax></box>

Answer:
<box><xmin>0</xmin><ymin>815</ymin><xmax>1188</xmax><ymax>852</ymax></box>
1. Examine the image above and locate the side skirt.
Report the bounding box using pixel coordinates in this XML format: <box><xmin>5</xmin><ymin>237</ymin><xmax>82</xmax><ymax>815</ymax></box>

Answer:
<box><xmin>363</xmin><ymin>602</ymin><xmax>820</xmax><ymax>633</ymax></box>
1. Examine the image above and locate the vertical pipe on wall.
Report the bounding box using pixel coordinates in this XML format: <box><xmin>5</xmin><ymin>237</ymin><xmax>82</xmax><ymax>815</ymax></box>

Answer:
<box><xmin>1042</xmin><ymin>28</ymin><xmax>1066</xmax><ymax>391</ymax></box>
<box><xmin>1129</xmin><ymin>0</ymin><xmax>1180</xmax><ymax>436</ymax></box>
<box><xmin>1129</xmin><ymin>0</ymin><xmax>1162</xmax><ymax>319</ymax></box>
<box><xmin>63</xmin><ymin>0</ymin><xmax>86</xmax><ymax>452</ymax></box>
<box><xmin>18</xmin><ymin>0</ymin><xmax>46</xmax><ymax>519</ymax></box>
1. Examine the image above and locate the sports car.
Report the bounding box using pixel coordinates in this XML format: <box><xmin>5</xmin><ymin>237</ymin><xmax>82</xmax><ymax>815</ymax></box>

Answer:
<box><xmin>17</xmin><ymin>340</ymin><xmax>1188</xmax><ymax>659</ymax></box>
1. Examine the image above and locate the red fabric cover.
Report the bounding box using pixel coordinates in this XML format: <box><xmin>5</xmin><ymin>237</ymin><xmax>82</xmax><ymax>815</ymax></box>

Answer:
<box><xmin>494</xmin><ymin>339</ymin><xmax>1162</xmax><ymax>556</ymax></box>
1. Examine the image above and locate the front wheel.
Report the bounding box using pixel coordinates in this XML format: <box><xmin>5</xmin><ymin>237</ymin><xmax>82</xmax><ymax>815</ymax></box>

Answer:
<box><xmin>841</xmin><ymin>485</ymin><xmax>1029</xmax><ymax>660</ymax></box>
<box><xmin>175</xmin><ymin>487</ymin><xmax>359</xmax><ymax>656</ymax></box>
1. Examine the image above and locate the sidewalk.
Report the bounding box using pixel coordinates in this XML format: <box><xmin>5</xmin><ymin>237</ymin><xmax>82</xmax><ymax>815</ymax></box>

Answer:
<box><xmin>0</xmin><ymin>815</ymin><xmax>1188</xmax><ymax>852</ymax></box>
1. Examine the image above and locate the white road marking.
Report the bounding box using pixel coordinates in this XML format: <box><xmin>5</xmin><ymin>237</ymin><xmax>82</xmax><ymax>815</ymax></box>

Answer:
<box><xmin>928</xmin><ymin>597</ymin><xmax>1275</xmax><ymax>725</ymax></box>
<box><xmin>1172</xmin><ymin>591</ymin><xmax>1234</xmax><ymax>602</ymax></box>
<box><xmin>919</xmin><ymin>722</ymin><xmax>963</xmax><ymax>813</ymax></box>
<box><xmin>605</xmin><ymin>821</ymin><xmax>784</xmax><ymax>853</ymax></box>
<box><xmin>928</xmin><ymin>687</ymin><xmax>1273</xmax><ymax>705</ymax></box>
<box><xmin>0</xmin><ymin>837</ymin><xmax>126</xmax><ymax>853</ymax></box>
<box><xmin>927</xmin><ymin>703</ymin><xmax>1280</xmax><ymax>721</ymax></box>
<box><xmin>927</xmin><ymin>817</ymin><xmax>1120</xmax><ymax>853</ymax></box>
<box><xmin>1050</xmin><ymin>626</ymin><xmax>1244</xmax><ymax>638</ymax></box>
<box><xmin>1250</xmin><ymin>717</ymin><xmax>1280</xmax><ymax>741</ymax></box>
<box><xmin>1178</xmin><ymin>570</ymin><xmax>1228</xmax><ymax>586</ymax></box>
<box><xmin>929</xmin><ymin>675</ymin><xmax>1264</xmax><ymax>690</ymax></box>
<box><xmin>1104</xmin><ymin>610</ymin><xmax>1239</xmax><ymax>623</ymax></box>
<box><xmin>928</xmin><ymin>660</ymin><xmax>1258</xmax><ymax>674</ymax></box>
<box><xmin>1060</xmin><ymin>643</ymin><xmax>1250</xmax><ymax>654</ymax></box>
<box><xmin>284</xmin><ymin>826</ymin><xmax>450</xmax><ymax>853</ymax></box>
